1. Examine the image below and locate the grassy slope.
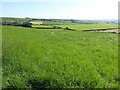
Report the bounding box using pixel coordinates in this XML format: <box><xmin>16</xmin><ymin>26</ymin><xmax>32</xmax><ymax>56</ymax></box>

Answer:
<box><xmin>2</xmin><ymin>26</ymin><xmax>118</xmax><ymax>88</ymax></box>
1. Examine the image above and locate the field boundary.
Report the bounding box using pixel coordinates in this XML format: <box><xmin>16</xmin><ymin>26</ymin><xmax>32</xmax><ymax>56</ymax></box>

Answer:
<box><xmin>82</xmin><ymin>28</ymin><xmax>118</xmax><ymax>34</ymax></box>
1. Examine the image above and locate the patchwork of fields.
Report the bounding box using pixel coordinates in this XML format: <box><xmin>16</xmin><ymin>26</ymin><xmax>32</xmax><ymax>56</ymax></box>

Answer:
<box><xmin>2</xmin><ymin>25</ymin><xmax>118</xmax><ymax>88</ymax></box>
<box><xmin>32</xmin><ymin>23</ymin><xmax>118</xmax><ymax>31</ymax></box>
<box><xmin>55</xmin><ymin>24</ymin><xmax>118</xmax><ymax>30</ymax></box>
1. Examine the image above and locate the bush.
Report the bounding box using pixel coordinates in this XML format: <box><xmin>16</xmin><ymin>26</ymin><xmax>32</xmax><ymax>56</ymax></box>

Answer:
<box><xmin>53</xmin><ymin>26</ymin><xmax>62</xmax><ymax>29</ymax></box>
<box><xmin>22</xmin><ymin>22</ymin><xmax>32</xmax><ymax>27</ymax></box>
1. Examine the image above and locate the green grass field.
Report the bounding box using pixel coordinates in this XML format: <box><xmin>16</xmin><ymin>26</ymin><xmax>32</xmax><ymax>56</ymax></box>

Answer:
<box><xmin>42</xmin><ymin>21</ymin><xmax>72</xmax><ymax>25</ymax></box>
<box><xmin>32</xmin><ymin>24</ymin><xmax>118</xmax><ymax>31</ymax></box>
<box><xmin>56</xmin><ymin>24</ymin><xmax>118</xmax><ymax>30</ymax></box>
<box><xmin>2</xmin><ymin>25</ymin><xmax>118</xmax><ymax>89</ymax></box>
<box><xmin>32</xmin><ymin>25</ymin><xmax>54</xmax><ymax>29</ymax></box>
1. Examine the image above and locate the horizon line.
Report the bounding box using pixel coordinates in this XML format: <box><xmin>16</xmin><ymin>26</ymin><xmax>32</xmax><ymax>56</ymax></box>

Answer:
<box><xmin>1</xmin><ymin>16</ymin><xmax>118</xmax><ymax>20</ymax></box>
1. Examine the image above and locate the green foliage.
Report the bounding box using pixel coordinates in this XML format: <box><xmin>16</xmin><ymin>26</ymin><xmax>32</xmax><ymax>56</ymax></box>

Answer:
<box><xmin>22</xmin><ymin>22</ymin><xmax>32</xmax><ymax>27</ymax></box>
<box><xmin>2</xmin><ymin>26</ymin><xmax>118</xmax><ymax>89</ymax></box>
<box><xmin>1</xmin><ymin>17</ymin><xmax>32</xmax><ymax>27</ymax></box>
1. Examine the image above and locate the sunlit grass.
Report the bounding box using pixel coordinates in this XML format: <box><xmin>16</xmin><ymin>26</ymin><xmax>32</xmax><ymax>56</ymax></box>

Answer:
<box><xmin>56</xmin><ymin>24</ymin><xmax>118</xmax><ymax>30</ymax></box>
<box><xmin>2</xmin><ymin>25</ymin><xmax>118</xmax><ymax>88</ymax></box>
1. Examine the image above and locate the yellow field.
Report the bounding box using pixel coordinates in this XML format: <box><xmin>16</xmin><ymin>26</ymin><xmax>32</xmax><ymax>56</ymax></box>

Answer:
<box><xmin>30</xmin><ymin>21</ymin><xmax>43</xmax><ymax>25</ymax></box>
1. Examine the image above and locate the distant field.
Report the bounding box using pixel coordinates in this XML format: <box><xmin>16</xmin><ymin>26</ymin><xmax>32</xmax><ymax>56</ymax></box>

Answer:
<box><xmin>32</xmin><ymin>25</ymin><xmax>54</xmax><ymax>29</ymax></box>
<box><xmin>2</xmin><ymin>25</ymin><xmax>118</xmax><ymax>89</ymax></box>
<box><xmin>2</xmin><ymin>17</ymin><xmax>31</xmax><ymax>23</ymax></box>
<box><xmin>42</xmin><ymin>21</ymin><xmax>72</xmax><ymax>25</ymax></box>
<box><xmin>30</xmin><ymin>21</ymin><xmax>43</xmax><ymax>25</ymax></box>
<box><xmin>56</xmin><ymin>24</ymin><xmax>118</xmax><ymax>30</ymax></box>
<box><xmin>30</xmin><ymin>21</ymin><xmax>72</xmax><ymax>25</ymax></box>
<box><xmin>2</xmin><ymin>17</ymin><xmax>118</xmax><ymax>31</ymax></box>
<box><xmin>32</xmin><ymin>24</ymin><xmax>118</xmax><ymax>31</ymax></box>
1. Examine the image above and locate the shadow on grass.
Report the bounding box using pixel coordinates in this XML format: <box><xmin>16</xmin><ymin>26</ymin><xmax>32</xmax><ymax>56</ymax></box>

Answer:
<box><xmin>27</xmin><ymin>79</ymin><xmax>64</xmax><ymax>89</ymax></box>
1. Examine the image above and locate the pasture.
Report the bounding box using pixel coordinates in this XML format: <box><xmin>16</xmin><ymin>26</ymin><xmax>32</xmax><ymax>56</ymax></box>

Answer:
<box><xmin>2</xmin><ymin>25</ymin><xmax>118</xmax><ymax>89</ymax></box>
<box><xmin>32</xmin><ymin>23</ymin><xmax>118</xmax><ymax>31</ymax></box>
<box><xmin>56</xmin><ymin>24</ymin><xmax>118</xmax><ymax>30</ymax></box>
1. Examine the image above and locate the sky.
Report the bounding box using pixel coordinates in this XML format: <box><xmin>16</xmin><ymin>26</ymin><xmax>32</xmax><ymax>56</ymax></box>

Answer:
<box><xmin>1</xmin><ymin>0</ymin><xmax>120</xmax><ymax>20</ymax></box>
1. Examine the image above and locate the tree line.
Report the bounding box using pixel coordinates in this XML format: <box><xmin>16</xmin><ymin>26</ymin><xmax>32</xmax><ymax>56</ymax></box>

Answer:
<box><xmin>1</xmin><ymin>18</ymin><xmax>32</xmax><ymax>27</ymax></box>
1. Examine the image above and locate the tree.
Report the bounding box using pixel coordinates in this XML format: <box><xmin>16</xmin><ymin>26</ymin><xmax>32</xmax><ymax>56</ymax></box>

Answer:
<box><xmin>22</xmin><ymin>22</ymin><xmax>32</xmax><ymax>27</ymax></box>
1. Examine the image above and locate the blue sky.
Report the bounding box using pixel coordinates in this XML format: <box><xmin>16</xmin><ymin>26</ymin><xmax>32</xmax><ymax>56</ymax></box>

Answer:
<box><xmin>1</xmin><ymin>0</ymin><xmax>119</xmax><ymax>20</ymax></box>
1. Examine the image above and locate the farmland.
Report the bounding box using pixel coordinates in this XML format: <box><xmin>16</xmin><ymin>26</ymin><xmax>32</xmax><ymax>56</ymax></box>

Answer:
<box><xmin>56</xmin><ymin>24</ymin><xmax>118</xmax><ymax>30</ymax></box>
<box><xmin>2</xmin><ymin>17</ymin><xmax>118</xmax><ymax>31</ymax></box>
<box><xmin>2</xmin><ymin>24</ymin><xmax>118</xmax><ymax>89</ymax></box>
<box><xmin>32</xmin><ymin>23</ymin><xmax>118</xmax><ymax>31</ymax></box>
